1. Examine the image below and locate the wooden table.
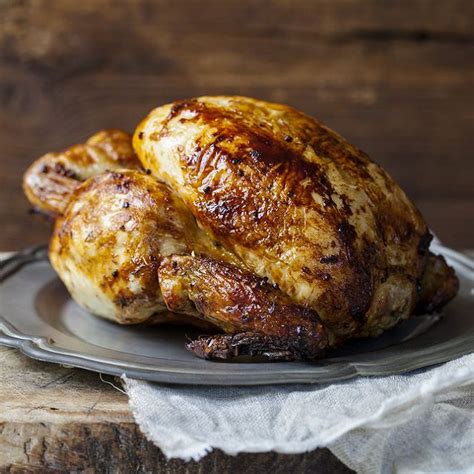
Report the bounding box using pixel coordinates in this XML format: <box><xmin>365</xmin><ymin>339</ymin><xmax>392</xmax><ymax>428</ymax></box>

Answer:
<box><xmin>0</xmin><ymin>346</ymin><xmax>350</xmax><ymax>473</ymax></box>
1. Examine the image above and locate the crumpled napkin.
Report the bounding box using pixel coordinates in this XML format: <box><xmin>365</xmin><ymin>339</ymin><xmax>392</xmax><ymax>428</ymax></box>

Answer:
<box><xmin>123</xmin><ymin>352</ymin><xmax>474</xmax><ymax>473</ymax></box>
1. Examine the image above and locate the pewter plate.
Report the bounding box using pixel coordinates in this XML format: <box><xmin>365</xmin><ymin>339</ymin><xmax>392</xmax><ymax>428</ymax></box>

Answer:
<box><xmin>0</xmin><ymin>243</ymin><xmax>473</xmax><ymax>385</ymax></box>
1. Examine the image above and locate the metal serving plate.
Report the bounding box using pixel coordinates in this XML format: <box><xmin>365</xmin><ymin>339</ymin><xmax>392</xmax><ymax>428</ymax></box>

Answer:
<box><xmin>0</xmin><ymin>243</ymin><xmax>473</xmax><ymax>385</ymax></box>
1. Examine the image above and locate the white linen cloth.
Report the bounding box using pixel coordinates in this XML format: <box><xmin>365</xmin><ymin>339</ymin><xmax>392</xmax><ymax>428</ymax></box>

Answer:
<box><xmin>124</xmin><ymin>353</ymin><xmax>474</xmax><ymax>472</ymax></box>
<box><xmin>124</xmin><ymin>239</ymin><xmax>474</xmax><ymax>473</ymax></box>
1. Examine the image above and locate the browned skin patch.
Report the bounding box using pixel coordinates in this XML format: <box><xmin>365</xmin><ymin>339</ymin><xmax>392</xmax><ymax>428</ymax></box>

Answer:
<box><xmin>415</xmin><ymin>252</ymin><xmax>459</xmax><ymax>314</ymax></box>
<box><xmin>187</xmin><ymin>332</ymin><xmax>322</xmax><ymax>362</ymax></box>
<box><xmin>135</xmin><ymin>96</ymin><xmax>445</xmax><ymax>342</ymax></box>
<box><xmin>49</xmin><ymin>170</ymin><xmax>198</xmax><ymax>324</ymax></box>
<box><xmin>174</xmin><ymin>100</ymin><xmax>376</xmax><ymax>330</ymax></box>
<box><xmin>158</xmin><ymin>255</ymin><xmax>328</xmax><ymax>360</ymax></box>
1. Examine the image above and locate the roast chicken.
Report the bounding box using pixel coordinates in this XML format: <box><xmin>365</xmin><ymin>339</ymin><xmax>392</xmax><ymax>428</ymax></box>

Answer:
<box><xmin>23</xmin><ymin>96</ymin><xmax>458</xmax><ymax>361</ymax></box>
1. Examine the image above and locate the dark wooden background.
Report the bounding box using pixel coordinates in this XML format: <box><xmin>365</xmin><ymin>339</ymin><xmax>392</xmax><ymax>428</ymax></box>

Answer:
<box><xmin>1</xmin><ymin>0</ymin><xmax>473</xmax><ymax>251</ymax></box>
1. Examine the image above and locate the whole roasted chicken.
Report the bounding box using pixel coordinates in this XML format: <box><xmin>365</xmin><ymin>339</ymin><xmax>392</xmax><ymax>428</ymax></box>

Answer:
<box><xmin>23</xmin><ymin>96</ymin><xmax>458</xmax><ymax>361</ymax></box>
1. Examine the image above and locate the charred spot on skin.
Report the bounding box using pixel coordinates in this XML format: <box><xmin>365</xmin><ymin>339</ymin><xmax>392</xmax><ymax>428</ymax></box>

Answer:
<box><xmin>138</xmin><ymin>132</ymin><xmax>144</xmax><ymax>140</ymax></box>
<box><xmin>339</xmin><ymin>194</ymin><xmax>353</xmax><ymax>216</ymax></box>
<box><xmin>214</xmin><ymin>135</ymin><xmax>226</xmax><ymax>144</ymax></box>
<box><xmin>284</xmin><ymin>135</ymin><xmax>293</xmax><ymax>143</ymax></box>
<box><xmin>210</xmin><ymin>201</ymin><xmax>232</xmax><ymax>220</ymax></box>
<box><xmin>337</xmin><ymin>221</ymin><xmax>357</xmax><ymax>247</ymax></box>
<box><xmin>41</xmin><ymin>165</ymin><xmax>49</xmax><ymax>174</ymax></box>
<box><xmin>115</xmin><ymin>179</ymin><xmax>132</xmax><ymax>193</ymax></box>
<box><xmin>120</xmin><ymin>225</ymin><xmax>126</xmax><ymax>231</ymax></box>
<box><xmin>167</xmin><ymin>99</ymin><xmax>198</xmax><ymax>121</ymax></box>
<box><xmin>112</xmin><ymin>270</ymin><xmax>119</xmax><ymax>278</ymax></box>
<box><xmin>145</xmin><ymin>169</ymin><xmax>152</xmax><ymax>175</ymax></box>
<box><xmin>302</xmin><ymin>266</ymin><xmax>312</xmax><ymax>275</ymax></box>
<box><xmin>320</xmin><ymin>254</ymin><xmax>339</xmax><ymax>264</ymax></box>
<box><xmin>122</xmin><ymin>202</ymin><xmax>130</xmax><ymax>209</ymax></box>
<box><xmin>237</xmin><ymin>169</ymin><xmax>245</xmax><ymax>177</ymax></box>
<box><xmin>418</xmin><ymin>230</ymin><xmax>433</xmax><ymax>255</ymax></box>
<box><xmin>117</xmin><ymin>296</ymin><xmax>130</xmax><ymax>308</ymax></box>
<box><xmin>54</xmin><ymin>162</ymin><xmax>77</xmax><ymax>179</ymax></box>
<box><xmin>350</xmin><ymin>304</ymin><xmax>366</xmax><ymax>323</ymax></box>
<box><xmin>203</xmin><ymin>186</ymin><xmax>212</xmax><ymax>194</ymax></box>
<box><xmin>318</xmin><ymin>272</ymin><xmax>332</xmax><ymax>281</ymax></box>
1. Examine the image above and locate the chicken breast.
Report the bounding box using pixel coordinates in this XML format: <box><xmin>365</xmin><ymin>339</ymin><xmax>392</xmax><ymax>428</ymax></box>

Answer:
<box><xmin>134</xmin><ymin>96</ymin><xmax>455</xmax><ymax>344</ymax></box>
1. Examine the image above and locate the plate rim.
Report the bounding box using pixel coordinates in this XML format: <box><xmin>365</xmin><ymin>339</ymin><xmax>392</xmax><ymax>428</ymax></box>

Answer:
<box><xmin>0</xmin><ymin>243</ymin><xmax>473</xmax><ymax>385</ymax></box>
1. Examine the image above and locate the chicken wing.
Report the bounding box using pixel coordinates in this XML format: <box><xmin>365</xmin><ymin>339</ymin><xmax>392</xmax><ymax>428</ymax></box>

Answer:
<box><xmin>23</xmin><ymin>129</ymin><xmax>141</xmax><ymax>217</ymax></box>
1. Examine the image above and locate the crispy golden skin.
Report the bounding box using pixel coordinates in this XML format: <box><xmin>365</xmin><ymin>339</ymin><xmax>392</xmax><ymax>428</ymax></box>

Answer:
<box><xmin>49</xmin><ymin>169</ymin><xmax>236</xmax><ymax>326</ymax></box>
<box><xmin>134</xmin><ymin>96</ymin><xmax>458</xmax><ymax>344</ymax></box>
<box><xmin>23</xmin><ymin>96</ymin><xmax>459</xmax><ymax>361</ymax></box>
<box><xmin>159</xmin><ymin>255</ymin><xmax>328</xmax><ymax>359</ymax></box>
<box><xmin>415</xmin><ymin>253</ymin><xmax>459</xmax><ymax>314</ymax></box>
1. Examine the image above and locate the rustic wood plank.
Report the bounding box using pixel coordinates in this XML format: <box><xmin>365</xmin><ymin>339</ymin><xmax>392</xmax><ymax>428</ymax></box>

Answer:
<box><xmin>0</xmin><ymin>347</ymin><xmax>352</xmax><ymax>473</ymax></box>
<box><xmin>0</xmin><ymin>348</ymin><xmax>131</xmax><ymax>426</ymax></box>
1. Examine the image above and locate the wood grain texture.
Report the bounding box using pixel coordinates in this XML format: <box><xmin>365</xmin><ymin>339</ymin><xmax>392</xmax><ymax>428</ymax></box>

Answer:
<box><xmin>0</xmin><ymin>347</ymin><xmax>352</xmax><ymax>473</ymax></box>
<box><xmin>0</xmin><ymin>0</ymin><xmax>473</xmax><ymax>249</ymax></box>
